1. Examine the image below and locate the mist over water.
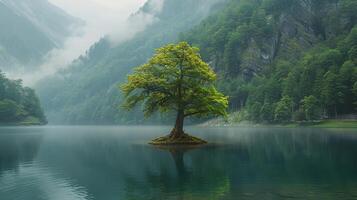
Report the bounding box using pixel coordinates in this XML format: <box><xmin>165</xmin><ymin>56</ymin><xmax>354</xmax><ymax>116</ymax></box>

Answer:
<box><xmin>0</xmin><ymin>0</ymin><xmax>356</xmax><ymax>199</ymax></box>
<box><xmin>1</xmin><ymin>126</ymin><xmax>357</xmax><ymax>199</ymax></box>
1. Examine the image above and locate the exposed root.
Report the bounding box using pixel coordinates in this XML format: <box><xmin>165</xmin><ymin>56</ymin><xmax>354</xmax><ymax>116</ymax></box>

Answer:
<box><xmin>149</xmin><ymin>133</ymin><xmax>207</xmax><ymax>145</ymax></box>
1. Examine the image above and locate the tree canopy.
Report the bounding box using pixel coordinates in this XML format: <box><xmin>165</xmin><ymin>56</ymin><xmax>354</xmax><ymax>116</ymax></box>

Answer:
<box><xmin>121</xmin><ymin>42</ymin><xmax>228</xmax><ymax>138</ymax></box>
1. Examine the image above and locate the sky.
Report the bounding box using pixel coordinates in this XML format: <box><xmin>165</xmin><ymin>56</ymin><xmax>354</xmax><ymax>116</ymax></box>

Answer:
<box><xmin>20</xmin><ymin>0</ymin><xmax>149</xmax><ymax>85</ymax></box>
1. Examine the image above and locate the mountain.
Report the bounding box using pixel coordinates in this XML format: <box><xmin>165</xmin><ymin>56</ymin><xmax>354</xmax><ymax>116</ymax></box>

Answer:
<box><xmin>38</xmin><ymin>0</ymin><xmax>357</xmax><ymax>125</ymax></box>
<box><xmin>0</xmin><ymin>0</ymin><xmax>81</xmax><ymax>72</ymax></box>
<box><xmin>0</xmin><ymin>70</ymin><xmax>46</xmax><ymax>125</ymax></box>
<box><xmin>182</xmin><ymin>0</ymin><xmax>357</xmax><ymax>122</ymax></box>
<box><xmin>36</xmin><ymin>0</ymin><xmax>227</xmax><ymax>124</ymax></box>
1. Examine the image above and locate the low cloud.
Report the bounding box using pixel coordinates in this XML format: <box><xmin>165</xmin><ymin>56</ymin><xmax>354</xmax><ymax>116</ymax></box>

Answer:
<box><xmin>107</xmin><ymin>0</ymin><xmax>166</xmax><ymax>45</ymax></box>
<box><xmin>15</xmin><ymin>0</ymin><xmax>166</xmax><ymax>85</ymax></box>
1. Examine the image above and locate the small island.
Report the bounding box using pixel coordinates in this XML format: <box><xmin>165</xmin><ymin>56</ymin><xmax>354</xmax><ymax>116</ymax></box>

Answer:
<box><xmin>121</xmin><ymin>42</ymin><xmax>228</xmax><ymax>145</ymax></box>
<box><xmin>0</xmin><ymin>71</ymin><xmax>47</xmax><ymax>126</ymax></box>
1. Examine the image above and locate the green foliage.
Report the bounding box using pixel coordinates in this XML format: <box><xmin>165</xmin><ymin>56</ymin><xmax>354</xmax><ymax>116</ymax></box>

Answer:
<box><xmin>37</xmin><ymin>0</ymin><xmax>357</xmax><ymax>125</ymax></box>
<box><xmin>260</xmin><ymin>103</ymin><xmax>275</xmax><ymax>122</ymax></box>
<box><xmin>121</xmin><ymin>42</ymin><xmax>228</xmax><ymax>120</ymax></box>
<box><xmin>245</xmin><ymin>26</ymin><xmax>357</xmax><ymax>122</ymax></box>
<box><xmin>182</xmin><ymin>0</ymin><xmax>274</xmax><ymax>77</ymax></box>
<box><xmin>0</xmin><ymin>99</ymin><xmax>23</xmax><ymax>122</ymax></box>
<box><xmin>37</xmin><ymin>0</ymin><xmax>225</xmax><ymax>124</ymax></box>
<box><xmin>247</xmin><ymin>102</ymin><xmax>262</xmax><ymax>122</ymax></box>
<box><xmin>301</xmin><ymin>95</ymin><xmax>321</xmax><ymax>121</ymax></box>
<box><xmin>320</xmin><ymin>71</ymin><xmax>343</xmax><ymax>115</ymax></box>
<box><xmin>182</xmin><ymin>0</ymin><xmax>357</xmax><ymax>123</ymax></box>
<box><xmin>217</xmin><ymin>77</ymin><xmax>249</xmax><ymax>111</ymax></box>
<box><xmin>274</xmin><ymin>96</ymin><xmax>293</xmax><ymax>122</ymax></box>
<box><xmin>263</xmin><ymin>0</ymin><xmax>299</xmax><ymax>18</ymax></box>
<box><xmin>353</xmin><ymin>82</ymin><xmax>357</xmax><ymax>108</ymax></box>
<box><xmin>0</xmin><ymin>71</ymin><xmax>46</xmax><ymax>124</ymax></box>
<box><xmin>341</xmin><ymin>0</ymin><xmax>357</xmax><ymax>29</ymax></box>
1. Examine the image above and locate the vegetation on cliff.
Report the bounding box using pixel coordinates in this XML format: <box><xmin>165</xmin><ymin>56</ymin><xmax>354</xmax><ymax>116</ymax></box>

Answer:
<box><xmin>36</xmin><ymin>0</ymin><xmax>357</xmax><ymax>125</ymax></box>
<box><xmin>183</xmin><ymin>0</ymin><xmax>357</xmax><ymax>123</ymax></box>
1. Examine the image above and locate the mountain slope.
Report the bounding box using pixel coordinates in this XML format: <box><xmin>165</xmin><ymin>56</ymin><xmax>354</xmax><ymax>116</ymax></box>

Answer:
<box><xmin>38</xmin><ymin>0</ymin><xmax>356</xmax><ymax>124</ymax></box>
<box><xmin>0</xmin><ymin>0</ymin><xmax>81</xmax><ymax>71</ymax></box>
<box><xmin>182</xmin><ymin>0</ymin><xmax>357</xmax><ymax>122</ymax></box>
<box><xmin>37</xmin><ymin>0</ymin><xmax>226</xmax><ymax>124</ymax></box>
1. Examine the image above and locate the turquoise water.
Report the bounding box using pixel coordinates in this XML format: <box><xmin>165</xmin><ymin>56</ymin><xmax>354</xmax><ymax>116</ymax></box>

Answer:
<box><xmin>0</xmin><ymin>126</ymin><xmax>357</xmax><ymax>200</ymax></box>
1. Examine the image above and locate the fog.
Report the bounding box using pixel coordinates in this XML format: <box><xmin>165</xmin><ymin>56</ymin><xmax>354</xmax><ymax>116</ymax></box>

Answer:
<box><xmin>18</xmin><ymin>0</ymin><xmax>158</xmax><ymax>85</ymax></box>
<box><xmin>49</xmin><ymin>0</ymin><xmax>148</xmax><ymax>42</ymax></box>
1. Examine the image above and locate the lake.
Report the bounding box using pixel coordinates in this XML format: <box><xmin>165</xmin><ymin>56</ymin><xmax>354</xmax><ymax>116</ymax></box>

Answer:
<box><xmin>0</xmin><ymin>126</ymin><xmax>357</xmax><ymax>200</ymax></box>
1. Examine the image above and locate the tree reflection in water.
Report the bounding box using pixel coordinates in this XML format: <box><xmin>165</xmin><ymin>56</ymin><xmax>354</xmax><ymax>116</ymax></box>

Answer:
<box><xmin>122</xmin><ymin>145</ymin><xmax>231</xmax><ymax>200</ymax></box>
<box><xmin>0</xmin><ymin>130</ymin><xmax>43</xmax><ymax>174</ymax></box>
<box><xmin>2</xmin><ymin>127</ymin><xmax>357</xmax><ymax>199</ymax></box>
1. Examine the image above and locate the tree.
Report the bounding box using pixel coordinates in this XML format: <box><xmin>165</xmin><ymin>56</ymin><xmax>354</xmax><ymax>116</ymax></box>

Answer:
<box><xmin>274</xmin><ymin>96</ymin><xmax>293</xmax><ymax>122</ymax></box>
<box><xmin>121</xmin><ymin>42</ymin><xmax>228</xmax><ymax>141</ymax></box>
<box><xmin>321</xmin><ymin>71</ymin><xmax>344</xmax><ymax>117</ymax></box>
<box><xmin>349</xmin><ymin>46</ymin><xmax>357</xmax><ymax>62</ymax></box>
<box><xmin>0</xmin><ymin>99</ymin><xmax>24</xmax><ymax>122</ymax></box>
<box><xmin>248</xmin><ymin>102</ymin><xmax>262</xmax><ymax>122</ymax></box>
<box><xmin>301</xmin><ymin>95</ymin><xmax>320</xmax><ymax>121</ymax></box>
<box><xmin>353</xmin><ymin>81</ymin><xmax>357</xmax><ymax>110</ymax></box>
<box><xmin>0</xmin><ymin>70</ymin><xmax>46</xmax><ymax>125</ymax></box>
<box><xmin>340</xmin><ymin>0</ymin><xmax>357</xmax><ymax>29</ymax></box>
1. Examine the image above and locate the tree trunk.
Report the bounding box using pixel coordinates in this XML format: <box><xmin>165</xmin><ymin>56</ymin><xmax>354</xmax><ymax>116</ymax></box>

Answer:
<box><xmin>170</xmin><ymin>109</ymin><xmax>184</xmax><ymax>138</ymax></box>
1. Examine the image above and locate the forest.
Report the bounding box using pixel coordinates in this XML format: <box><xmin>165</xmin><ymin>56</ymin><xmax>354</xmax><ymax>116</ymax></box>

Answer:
<box><xmin>36</xmin><ymin>0</ymin><xmax>226</xmax><ymax>124</ymax></box>
<box><xmin>1</xmin><ymin>1</ymin><xmax>357</xmax><ymax>199</ymax></box>
<box><xmin>0</xmin><ymin>70</ymin><xmax>46</xmax><ymax>125</ymax></box>
<box><xmin>183</xmin><ymin>0</ymin><xmax>357</xmax><ymax>123</ymax></box>
<box><xmin>30</xmin><ymin>0</ymin><xmax>357</xmax><ymax>124</ymax></box>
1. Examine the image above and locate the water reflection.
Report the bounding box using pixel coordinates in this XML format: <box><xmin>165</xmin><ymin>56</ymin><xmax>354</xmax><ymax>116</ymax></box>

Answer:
<box><xmin>0</xmin><ymin>164</ymin><xmax>90</xmax><ymax>200</ymax></box>
<box><xmin>0</xmin><ymin>127</ymin><xmax>91</xmax><ymax>200</ymax></box>
<box><xmin>0</xmin><ymin>126</ymin><xmax>357</xmax><ymax>199</ymax></box>
<box><xmin>121</xmin><ymin>145</ymin><xmax>231</xmax><ymax>200</ymax></box>
<box><xmin>0</xmin><ymin>128</ymin><xmax>43</xmax><ymax>173</ymax></box>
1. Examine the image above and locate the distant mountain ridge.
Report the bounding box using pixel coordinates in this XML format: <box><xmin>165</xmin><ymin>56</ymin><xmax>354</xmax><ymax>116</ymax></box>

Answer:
<box><xmin>37</xmin><ymin>0</ymin><xmax>357</xmax><ymax>125</ymax></box>
<box><xmin>0</xmin><ymin>0</ymin><xmax>81</xmax><ymax>72</ymax></box>
<box><xmin>36</xmin><ymin>0</ymin><xmax>227</xmax><ymax>124</ymax></box>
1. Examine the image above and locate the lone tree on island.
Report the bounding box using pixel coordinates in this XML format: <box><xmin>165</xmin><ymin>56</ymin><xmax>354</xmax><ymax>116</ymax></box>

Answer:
<box><xmin>121</xmin><ymin>42</ymin><xmax>228</xmax><ymax>145</ymax></box>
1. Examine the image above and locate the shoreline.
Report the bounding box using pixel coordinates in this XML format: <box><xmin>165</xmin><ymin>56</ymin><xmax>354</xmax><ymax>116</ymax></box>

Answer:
<box><xmin>0</xmin><ymin>121</ymin><xmax>47</xmax><ymax>126</ymax></box>
<box><xmin>200</xmin><ymin>119</ymin><xmax>357</xmax><ymax>129</ymax></box>
<box><xmin>1</xmin><ymin>120</ymin><xmax>356</xmax><ymax>129</ymax></box>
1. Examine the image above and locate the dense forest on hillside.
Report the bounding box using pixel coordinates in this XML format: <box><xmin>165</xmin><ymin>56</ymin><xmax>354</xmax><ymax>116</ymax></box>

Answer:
<box><xmin>36</xmin><ymin>0</ymin><xmax>226</xmax><ymax>124</ymax></box>
<box><xmin>183</xmin><ymin>0</ymin><xmax>357</xmax><ymax>122</ymax></box>
<box><xmin>0</xmin><ymin>71</ymin><xmax>46</xmax><ymax>125</ymax></box>
<box><xmin>36</xmin><ymin>0</ymin><xmax>357</xmax><ymax>124</ymax></box>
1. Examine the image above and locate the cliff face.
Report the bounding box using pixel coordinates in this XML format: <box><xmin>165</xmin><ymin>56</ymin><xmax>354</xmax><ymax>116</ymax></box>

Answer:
<box><xmin>242</xmin><ymin>2</ymin><xmax>320</xmax><ymax>77</ymax></box>
<box><xmin>185</xmin><ymin>0</ymin><xmax>352</xmax><ymax>79</ymax></box>
<box><xmin>184</xmin><ymin>0</ymin><xmax>356</xmax><ymax>120</ymax></box>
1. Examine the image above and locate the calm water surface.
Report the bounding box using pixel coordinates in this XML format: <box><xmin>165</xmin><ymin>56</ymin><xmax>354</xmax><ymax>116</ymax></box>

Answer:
<box><xmin>0</xmin><ymin>126</ymin><xmax>357</xmax><ymax>200</ymax></box>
